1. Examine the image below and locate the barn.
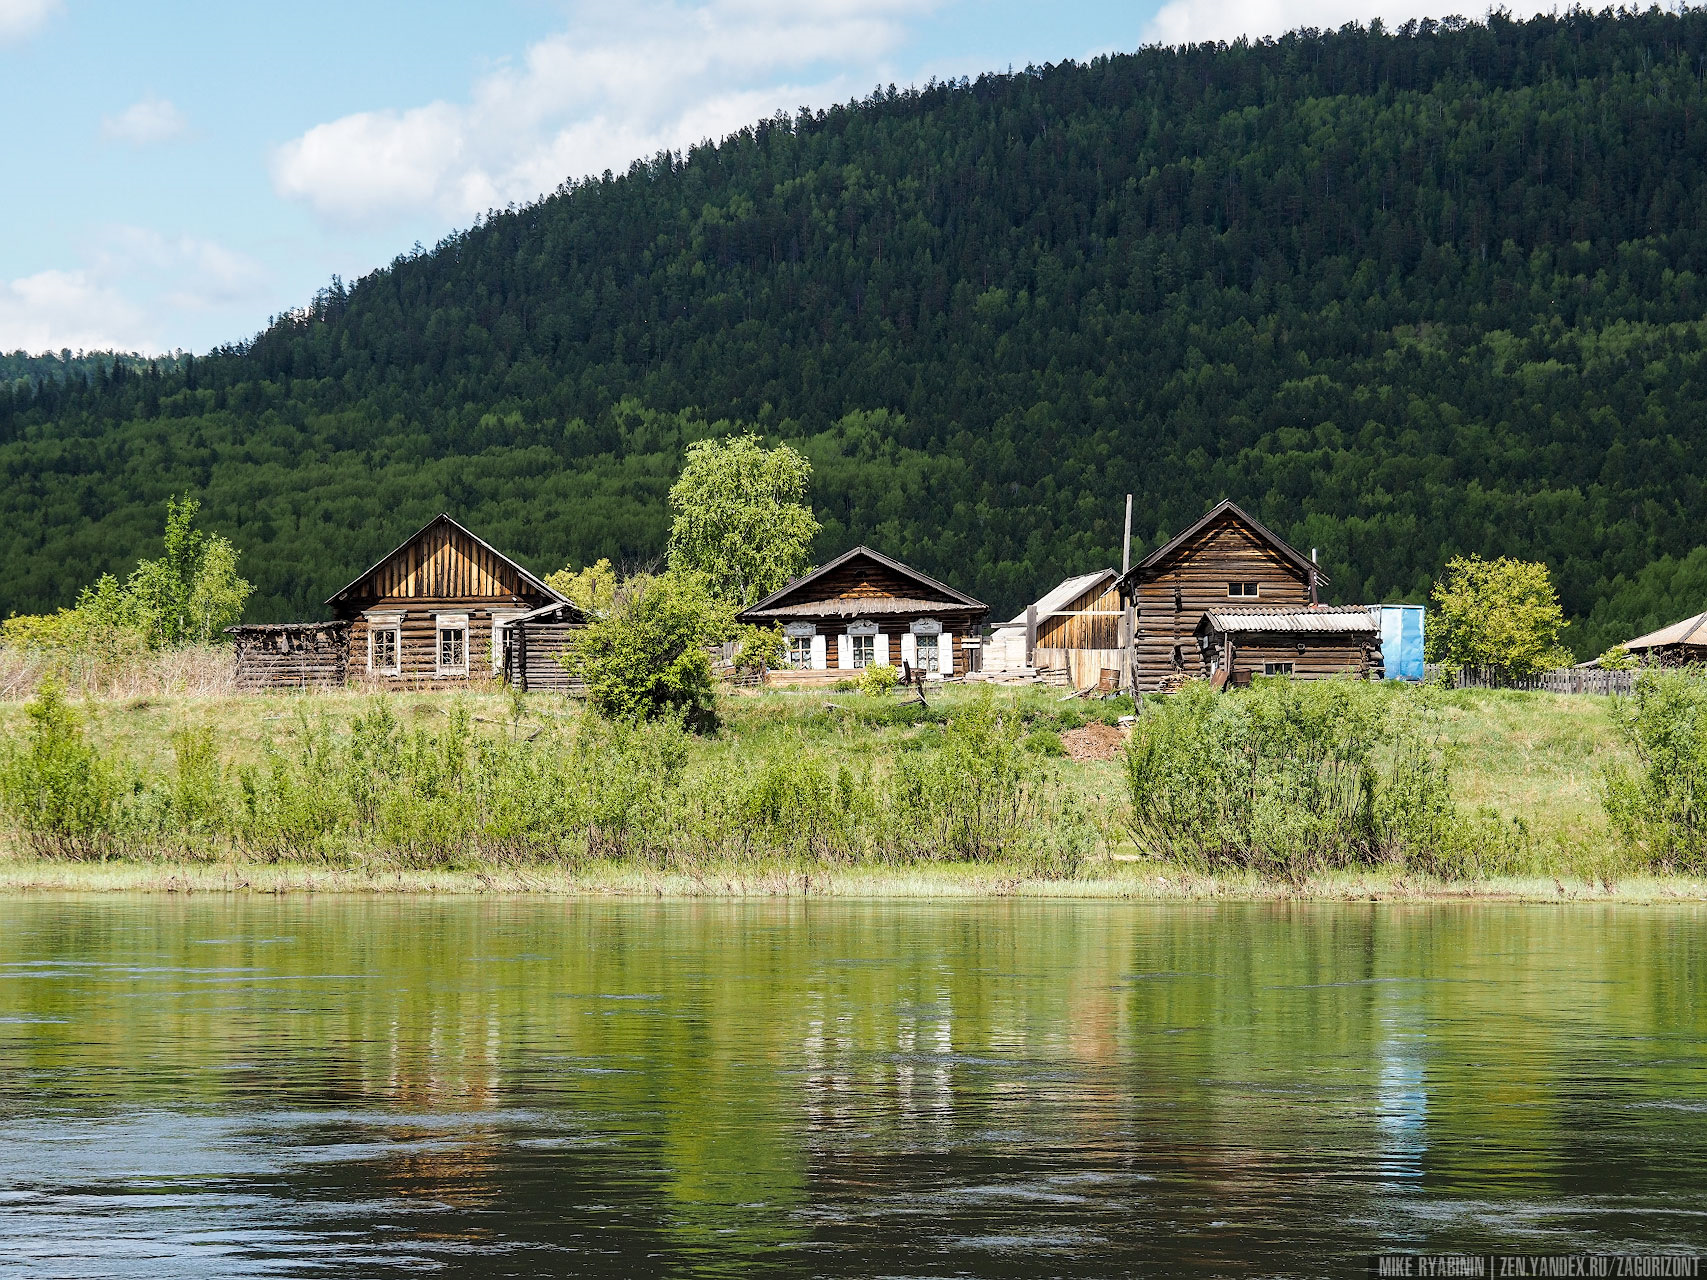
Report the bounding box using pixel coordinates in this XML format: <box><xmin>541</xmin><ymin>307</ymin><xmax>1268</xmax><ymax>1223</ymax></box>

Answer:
<box><xmin>325</xmin><ymin>514</ymin><xmax>568</xmax><ymax>687</ymax></box>
<box><xmin>1118</xmin><ymin>500</ymin><xmax>1327</xmax><ymax>692</ymax></box>
<box><xmin>736</xmin><ymin>546</ymin><xmax>986</xmax><ymax>685</ymax></box>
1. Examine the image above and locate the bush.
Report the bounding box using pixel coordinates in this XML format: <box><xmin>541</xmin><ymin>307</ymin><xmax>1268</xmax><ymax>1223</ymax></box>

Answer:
<box><xmin>858</xmin><ymin>663</ymin><xmax>900</xmax><ymax>697</ymax></box>
<box><xmin>1603</xmin><ymin>670</ymin><xmax>1707</xmax><ymax>872</ymax></box>
<box><xmin>891</xmin><ymin>693</ymin><xmax>1050</xmax><ymax>861</ymax></box>
<box><xmin>0</xmin><ymin>682</ymin><xmax>125</xmax><ymax>859</ymax></box>
<box><xmin>1123</xmin><ymin>679</ymin><xmax>1512</xmax><ymax>879</ymax></box>
<box><xmin>566</xmin><ymin>572</ymin><xmax>732</xmax><ymax>730</ymax></box>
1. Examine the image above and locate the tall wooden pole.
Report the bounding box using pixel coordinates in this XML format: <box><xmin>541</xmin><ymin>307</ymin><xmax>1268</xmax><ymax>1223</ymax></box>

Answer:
<box><xmin>1122</xmin><ymin>493</ymin><xmax>1136</xmax><ymax>699</ymax></box>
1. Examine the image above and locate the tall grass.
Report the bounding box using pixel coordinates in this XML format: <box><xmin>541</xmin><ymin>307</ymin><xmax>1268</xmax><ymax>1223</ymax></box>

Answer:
<box><xmin>1123</xmin><ymin>679</ymin><xmax>1526</xmax><ymax>880</ymax></box>
<box><xmin>0</xmin><ymin>642</ymin><xmax>236</xmax><ymax>701</ymax></box>
<box><xmin>0</xmin><ymin>685</ymin><xmax>1093</xmax><ymax>875</ymax></box>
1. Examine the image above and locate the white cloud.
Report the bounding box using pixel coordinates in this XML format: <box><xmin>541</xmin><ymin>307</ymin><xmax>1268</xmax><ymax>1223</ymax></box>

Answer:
<box><xmin>0</xmin><ymin>0</ymin><xmax>59</xmax><ymax>43</ymax></box>
<box><xmin>272</xmin><ymin>0</ymin><xmax>933</xmax><ymax>225</ymax></box>
<box><xmin>1143</xmin><ymin>1</ymin><xmax>1561</xmax><ymax>47</ymax></box>
<box><xmin>0</xmin><ymin>230</ymin><xmax>269</xmax><ymax>354</ymax></box>
<box><xmin>0</xmin><ymin>270</ymin><xmax>150</xmax><ymax>353</ymax></box>
<box><xmin>102</xmin><ymin>95</ymin><xmax>188</xmax><ymax>145</ymax></box>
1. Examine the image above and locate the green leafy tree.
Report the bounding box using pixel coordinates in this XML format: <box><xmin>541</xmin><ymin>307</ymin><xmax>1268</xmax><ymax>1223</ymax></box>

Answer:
<box><xmin>1427</xmin><ymin>556</ymin><xmax>1572</xmax><ymax>678</ymax></box>
<box><xmin>545</xmin><ymin>558</ymin><xmax>620</xmax><ymax>615</ymax></box>
<box><xmin>734</xmin><ymin>624</ymin><xmax>786</xmax><ymax>673</ymax></box>
<box><xmin>565</xmin><ymin>572</ymin><xmax>734</xmax><ymax>730</ymax></box>
<box><xmin>667</xmin><ymin>434</ymin><xmax>819</xmax><ymax>608</ymax></box>
<box><xmin>121</xmin><ymin>496</ymin><xmax>252</xmax><ymax>646</ymax></box>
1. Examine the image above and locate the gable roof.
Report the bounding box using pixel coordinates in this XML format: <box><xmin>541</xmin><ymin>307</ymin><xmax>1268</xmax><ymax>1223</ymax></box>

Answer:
<box><xmin>1121</xmin><ymin>500</ymin><xmax>1326</xmax><ymax>590</ymax></box>
<box><xmin>1623</xmin><ymin>609</ymin><xmax>1707</xmax><ymax>652</ymax></box>
<box><xmin>738</xmin><ymin>545</ymin><xmax>985</xmax><ymax>620</ymax></box>
<box><xmin>1002</xmin><ymin>569</ymin><xmax>1118</xmax><ymax>628</ymax></box>
<box><xmin>325</xmin><ymin>513</ymin><xmax>566</xmax><ymax>607</ymax></box>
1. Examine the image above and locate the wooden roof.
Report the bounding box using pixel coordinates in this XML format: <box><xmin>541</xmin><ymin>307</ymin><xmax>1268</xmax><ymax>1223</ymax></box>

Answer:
<box><xmin>738</xmin><ymin>545</ymin><xmax>985</xmax><ymax>621</ymax></box>
<box><xmin>325</xmin><ymin>514</ymin><xmax>566</xmax><ymax>608</ymax></box>
<box><xmin>1120</xmin><ymin>500</ymin><xmax>1325</xmax><ymax>591</ymax></box>
<box><xmin>1622</xmin><ymin>609</ymin><xmax>1707</xmax><ymax>652</ymax></box>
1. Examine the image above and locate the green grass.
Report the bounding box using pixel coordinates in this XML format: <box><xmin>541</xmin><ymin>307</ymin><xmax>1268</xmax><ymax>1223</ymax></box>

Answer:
<box><xmin>0</xmin><ymin>681</ymin><xmax>1664</xmax><ymax>891</ymax></box>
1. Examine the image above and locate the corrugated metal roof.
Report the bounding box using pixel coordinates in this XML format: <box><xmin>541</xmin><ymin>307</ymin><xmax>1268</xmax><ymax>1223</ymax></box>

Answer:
<box><xmin>1199</xmin><ymin>606</ymin><xmax>1377</xmax><ymax>635</ymax></box>
<box><xmin>1623</xmin><ymin>610</ymin><xmax>1707</xmax><ymax>651</ymax></box>
<box><xmin>1004</xmin><ymin>569</ymin><xmax>1117</xmax><ymax>626</ymax></box>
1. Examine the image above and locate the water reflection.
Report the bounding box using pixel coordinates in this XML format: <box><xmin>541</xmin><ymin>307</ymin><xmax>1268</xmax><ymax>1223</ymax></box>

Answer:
<box><xmin>0</xmin><ymin>898</ymin><xmax>1703</xmax><ymax>1276</ymax></box>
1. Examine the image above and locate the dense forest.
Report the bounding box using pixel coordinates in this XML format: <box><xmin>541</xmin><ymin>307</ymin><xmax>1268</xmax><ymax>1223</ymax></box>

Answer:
<box><xmin>9</xmin><ymin>7</ymin><xmax>1707</xmax><ymax>655</ymax></box>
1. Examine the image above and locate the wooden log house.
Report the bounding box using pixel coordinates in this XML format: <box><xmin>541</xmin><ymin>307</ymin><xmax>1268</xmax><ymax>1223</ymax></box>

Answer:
<box><xmin>501</xmin><ymin>600</ymin><xmax>589</xmax><ymax>693</ymax></box>
<box><xmin>1614</xmin><ymin>610</ymin><xmax>1707</xmax><ymax>667</ymax></box>
<box><xmin>326</xmin><ymin>514</ymin><xmax>569</xmax><ymax>687</ymax></box>
<box><xmin>736</xmin><ymin>546</ymin><xmax>987</xmax><ymax>685</ymax></box>
<box><xmin>1117</xmin><ymin>500</ymin><xmax>1331</xmax><ymax>691</ymax></box>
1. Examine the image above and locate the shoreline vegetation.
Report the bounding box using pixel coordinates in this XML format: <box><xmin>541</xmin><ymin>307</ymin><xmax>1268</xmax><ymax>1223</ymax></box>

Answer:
<box><xmin>3</xmin><ymin>677</ymin><xmax>1707</xmax><ymax>901</ymax></box>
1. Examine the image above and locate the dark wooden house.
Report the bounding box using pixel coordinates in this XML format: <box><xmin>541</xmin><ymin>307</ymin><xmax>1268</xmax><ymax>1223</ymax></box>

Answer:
<box><xmin>736</xmin><ymin>546</ymin><xmax>987</xmax><ymax>685</ymax></box>
<box><xmin>227</xmin><ymin>621</ymin><xmax>352</xmax><ymax>692</ymax></box>
<box><xmin>326</xmin><ymin>514</ymin><xmax>567</xmax><ymax>687</ymax></box>
<box><xmin>1195</xmin><ymin>607</ymin><xmax>1381</xmax><ymax>682</ymax></box>
<box><xmin>1117</xmin><ymin>500</ymin><xmax>1327</xmax><ymax>691</ymax></box>
<box><xmin>1616</xmin><ymin>611</ymin><xmax>1707</xmax><ymax>666</ymax></box>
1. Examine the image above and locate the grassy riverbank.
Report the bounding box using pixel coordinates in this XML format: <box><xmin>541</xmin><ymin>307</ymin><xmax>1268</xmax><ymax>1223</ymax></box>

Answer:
<box><xmin>0</xmin><ymin>680</ymin><xmax>1691</xmax><ymax>894</ymax></box>
<box><xmin>2</xmin><ymin>858</ymin><xmax>1703</xmax><ymax>902</ymax></box>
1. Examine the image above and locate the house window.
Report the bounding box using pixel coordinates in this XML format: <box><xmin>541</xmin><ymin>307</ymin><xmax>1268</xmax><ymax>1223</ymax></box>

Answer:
<box><xmin>436</xmin><ymin>614</ymin><xmax>469</xmax><ymax>676</ymax></box>
<box><xmin>366</xmin><ymin>614</ymin><xmax>402</xmax><ymax>675</ymax></box>
<box><xmin>1263</xmin><ymin>661</ymin><xmax>1295</xmax><ymax>677</ymax></box>
<box><xmin>788</xmin><ymin>635</ymin><xmax>813</xmax><ymax>668</ymax></box>
<box><xmin>1228</xmin><ymin>582</ymin><xmax>1260</xmax><ymax>598</ymax></box>
<box><xmin>851</xmin><ymin>633</ymin><xmax>875</xmax><ymax>668</ymax></box>
<box><xmin>916</xmin><ymin>632</ymin><xmax>940</xmax><ymax>673</ymax></box>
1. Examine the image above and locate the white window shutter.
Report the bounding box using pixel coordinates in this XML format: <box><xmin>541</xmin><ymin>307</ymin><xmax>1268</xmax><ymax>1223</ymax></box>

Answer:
<box><xmin>875</xmin><ymin>632</ymin><xmax>890</xmax><ymax>666</ymax></box>
<box><xmin>900</xmin><ymin>632</ymin><xmax>916</xmax><ymax>668</ymax></box>
<box><xmin>940</xmin><ymin>632</ymin><xmax>954</xmax><ymax>676</ymax></box>
<box><xmin>836</xmin><ymin>634</ymin><xmax>851</xmax><ymax>670</ymax></box>
<box><xmin>811</xmin><ymin>635</ymin><xmax>827</xmax><ymax>670</ymax></box>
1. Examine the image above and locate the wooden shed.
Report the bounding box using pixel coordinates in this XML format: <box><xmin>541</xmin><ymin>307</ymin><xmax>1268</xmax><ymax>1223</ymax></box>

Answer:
<box><xmin>736</xmin><ymin>546</ymin><xmax>986</xmax><ymax>686</ymax></box>
<box><xmin>1617</xmin><ymin>611</ymin><xmax>1707</xmax><ymax>666</ymax></box>
<box><xmin>1117</xmin><ymin>500</ymin><xmax>1326</xmax><ymax>692</ymax></box>
<box><xmin>325</xmin><ymin>514</ymin><xmax>567</xmax><ymax>687</ymax></box>
<box><xmin>501</xmin><ymin>600</ymin><xmax>589</xmax><ymax>693</ymax></box>
<box><xmin>226</xmin><ymin>621</ymin><xmax>352</xmax><ymax>692</ymax></box>
<box><xmin>1195</xmin><ymin>607</ymin><xmax>1381</xmax><ymax>682</ymax></box>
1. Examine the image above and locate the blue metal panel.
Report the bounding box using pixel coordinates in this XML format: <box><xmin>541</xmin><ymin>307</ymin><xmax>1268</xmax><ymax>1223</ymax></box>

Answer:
<box><xmin>1378</xmin><ymin>605</ymin><xmax>1426</xmax><ymax>680</ymax></box>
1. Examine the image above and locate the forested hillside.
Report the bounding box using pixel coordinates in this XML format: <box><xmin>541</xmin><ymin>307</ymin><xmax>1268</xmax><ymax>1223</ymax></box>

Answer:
<box><xmin>8</xmin><ymin>7</ymin><xmax>1707</xmax><ymax>655</ymax></box>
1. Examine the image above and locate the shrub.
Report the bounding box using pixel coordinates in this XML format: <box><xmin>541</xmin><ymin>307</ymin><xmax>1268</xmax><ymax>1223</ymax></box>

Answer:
<box><xmin>858</xmin><ymin>663</ymin><xmax>900</xmax><ymax>697</ymax></box>
<box><xmin>1603</xmin><ymin>670</ymin><xmax>1707</xmax><ymax>872</ymax></box>
<box><xmin>1123</xmin><ymin>679</ymin><xmax>1505</xmax><ymax>878</ymax></box>
<box><xmin>0</xmin><ymin>682</ymin><xmax>125</xmax><ymax>859</ymax></box>
<box><xmin>890</xmin><ymin>693</ymin><xmax>1047</xmax><ymax>861</ymax></box>
<box><xmin>566</xmin><ymin>572</ymin><xmax>732</xmax><ymax>730</ymax></box>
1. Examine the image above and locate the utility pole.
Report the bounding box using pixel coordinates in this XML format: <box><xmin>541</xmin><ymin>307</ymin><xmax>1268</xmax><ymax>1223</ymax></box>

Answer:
<box><xmin>1122</xmin><ymin>493</ymin><xmax>1137</xmax><ymax>701</ymax></box>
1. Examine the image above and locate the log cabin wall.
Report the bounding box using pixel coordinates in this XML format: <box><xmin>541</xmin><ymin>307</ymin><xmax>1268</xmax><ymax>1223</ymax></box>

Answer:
<box><xmin>1133</xmin><ymin>519</ymin><xmax>1312</xmax><ymax>690</ymax></box>
<box><xmin>1204</xmin><ymin>634</ymin><xmax>1376</xmax><ymax>680</ymax></box>
<box><xmin>506</xmin><ymin>621</ymin><xmax>587</xmax><ymax>694</ymax></box>
<box><xmin>228</xmin><ymin>623</ymin><xmax>350</xmax><ymax>692</ymax></box>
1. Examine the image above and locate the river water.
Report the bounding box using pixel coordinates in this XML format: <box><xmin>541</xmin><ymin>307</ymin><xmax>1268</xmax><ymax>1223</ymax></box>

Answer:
<box><xmin>0</xmin><ymin>896</ymin><xmax>1702</xmax><ymax>1277</ymax></box>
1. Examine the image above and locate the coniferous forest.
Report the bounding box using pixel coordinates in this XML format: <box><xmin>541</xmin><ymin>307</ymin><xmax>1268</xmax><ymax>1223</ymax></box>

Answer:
<box><xmin>10</xmin><ymin>8</ymin><xmax>1707</xmax><ymax>656</ymax></box>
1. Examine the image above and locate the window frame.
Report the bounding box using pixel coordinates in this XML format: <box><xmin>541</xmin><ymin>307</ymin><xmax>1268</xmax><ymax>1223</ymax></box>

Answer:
<box><xmin>1227</xmin><ymin>581</ymin><xmax>1260</xmax><ymax>598</ymax></box>
<box><xmin>850</xmin><ymin>633</ymin><xmax>876</xmax><ymax>669</ymax></box>
<box><xmin>1262</xmin><ymin>661</ymin><xmax>1295</xmax><ymax>677</ymax></box>
<box><xmin>435</xmin><ymin>612</ymin><xmax>470</xmax><ymax>678</ymax></box>
<box><xmin>915</xmin><ymin>632</ymin><xmax>940</xmax><ymax>673</ymax></box>
<box><xmin>787</xmin><ymin>634</ymin><xmax>814</xmax><ymax>668</ymax></box>
<box><xmin>364</xmin><ymin>611</ymin><xmax>403</xmax><ymax>677</ymax></box>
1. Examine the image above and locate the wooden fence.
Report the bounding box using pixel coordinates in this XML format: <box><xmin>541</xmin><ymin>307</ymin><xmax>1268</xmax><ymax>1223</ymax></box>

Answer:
<box><xmin>1430</xmin><ymin>664</ymin><xmax>1635</xmax><ymax>695</ymax></box>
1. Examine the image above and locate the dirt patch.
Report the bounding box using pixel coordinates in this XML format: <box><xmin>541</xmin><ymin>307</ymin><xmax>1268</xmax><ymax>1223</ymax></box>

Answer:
<box><xmin>1060</xmin><ymin>722</ymin><xmax>1127</xmax><ymax>762</ymax></box>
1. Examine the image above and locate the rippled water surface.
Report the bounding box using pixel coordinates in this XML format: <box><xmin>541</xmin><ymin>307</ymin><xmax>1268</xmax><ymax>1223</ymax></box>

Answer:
<box><xmin>0</xmin><ymin>897</ymin><xmax>1703</xmax><ymax>1277</ymax></box>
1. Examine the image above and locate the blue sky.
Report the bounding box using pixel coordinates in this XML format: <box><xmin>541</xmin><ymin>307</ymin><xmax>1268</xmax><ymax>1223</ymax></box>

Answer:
<box><xmin>0</xmin><ymin>0</ymin><xmax>1551</xmax><ymax>356</ymax></box>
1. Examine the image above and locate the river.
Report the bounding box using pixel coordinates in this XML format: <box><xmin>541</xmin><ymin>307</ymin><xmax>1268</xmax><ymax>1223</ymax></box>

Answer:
<box><xmin>0</xmin><ymin>897</ymin><xmax>1702</xmax><ymax>1276</ymax></box>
